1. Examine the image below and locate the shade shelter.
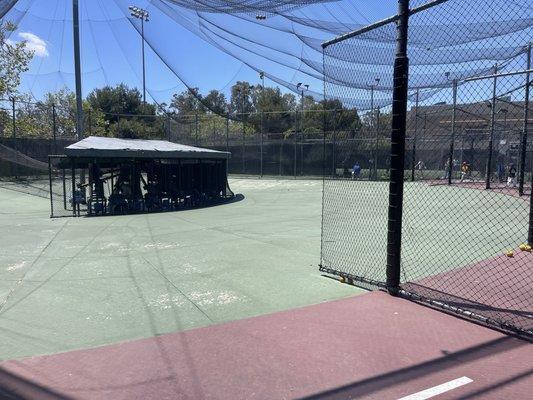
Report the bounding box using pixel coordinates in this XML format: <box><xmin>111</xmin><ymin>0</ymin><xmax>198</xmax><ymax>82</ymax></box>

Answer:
<box><xmin>49</xmin><ymin>136</ymin><xmax>233</xmax><ymax>217</ymax></box>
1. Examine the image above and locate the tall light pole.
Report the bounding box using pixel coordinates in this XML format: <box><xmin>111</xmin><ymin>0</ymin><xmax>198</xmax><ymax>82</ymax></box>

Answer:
<box><xmin>73</xmin><ymin>0</ymin><xmax>83</xmax><ymax>139</ymax></box>
<box><xmin>129</xmin><ymin>5</ymin><xmax>149</xmax><ymax>105</ymax></box>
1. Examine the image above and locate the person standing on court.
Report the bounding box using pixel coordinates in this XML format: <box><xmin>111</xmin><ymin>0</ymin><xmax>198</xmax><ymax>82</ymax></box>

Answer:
<box><xmin>352</xmin><ymin>162</ymin><xmax>361</xmax><ymax>180</ymax></box>
<box><xmin>507</xmin><ymin>163</ymin><xmax>517</xmax><ymax>188</ymax></box>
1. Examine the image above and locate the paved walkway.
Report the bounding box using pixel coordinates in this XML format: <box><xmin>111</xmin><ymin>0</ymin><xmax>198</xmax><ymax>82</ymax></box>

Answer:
<box><xmin>1</xmin><ymin>291</ymin><xmax>531</xmax><ymax>400</ymax></box>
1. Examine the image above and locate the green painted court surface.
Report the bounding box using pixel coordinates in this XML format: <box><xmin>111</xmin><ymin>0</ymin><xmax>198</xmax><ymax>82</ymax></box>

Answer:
<box><xmin>0</xmin><ymin>178</ymin><xmax>359</xmax><ymax>361</ymax></box>
<box><xmin>0</xmin><ymin>178</ymin><xmax>528</xmax><ymax>361</ymax></box>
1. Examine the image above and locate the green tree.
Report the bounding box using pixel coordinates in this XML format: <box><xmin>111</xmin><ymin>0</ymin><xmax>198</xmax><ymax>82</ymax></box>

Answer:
<box><xmin>0</xmin><ymin>21</ymin><xmax>34</xmax><ymax>98</ymax></box>
<box><xmin>170</xmin><ymin>87</ymin><xmax>204</xmax><ymax>116</ymax></box>
<box><xmin>230</xmin><ymin>81</ymin><xmax>254</xmax><ymax>116</ymax></box>
<box><xmin>87</xmin><ymin>84</ymin><xmax>156</xmax><ymax>123</ymax></box>
<box><xmin>203</xmin><ymin>90</ymin><xmax>227</xmax><ymax>115</ymax></box>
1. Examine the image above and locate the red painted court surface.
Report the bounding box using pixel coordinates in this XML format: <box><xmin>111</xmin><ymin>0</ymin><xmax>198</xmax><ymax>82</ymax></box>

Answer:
<box><xmin>0</xmin><ymin>291</ymin><xmax>531</xmax><ymax>400</ymax></box>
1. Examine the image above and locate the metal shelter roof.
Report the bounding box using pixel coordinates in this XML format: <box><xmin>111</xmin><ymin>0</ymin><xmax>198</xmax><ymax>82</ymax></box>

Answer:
<box><xmin>64</xmin><ymin>136</ymin><xmax>230</xmax><ymax>160</ymax></box>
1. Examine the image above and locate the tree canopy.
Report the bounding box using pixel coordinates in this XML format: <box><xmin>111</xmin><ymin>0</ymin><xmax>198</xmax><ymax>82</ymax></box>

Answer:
<box><xmin>0</xmin><ymin>21</ymin><xmax>34</xmax><ymax>99</ymax></box>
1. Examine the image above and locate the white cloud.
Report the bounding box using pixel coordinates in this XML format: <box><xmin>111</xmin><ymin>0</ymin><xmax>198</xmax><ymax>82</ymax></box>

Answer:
<box><xmin>18</xmin><ymin>32</ymin><xmax>49</xmax><ymax>57</ymax></box>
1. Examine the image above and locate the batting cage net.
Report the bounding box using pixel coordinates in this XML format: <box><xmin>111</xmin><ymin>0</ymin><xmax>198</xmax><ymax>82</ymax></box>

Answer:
<box><xmin>321</xmin><ymin>0</ymin><xmax>532</xmax><ymax>337</ymax></box>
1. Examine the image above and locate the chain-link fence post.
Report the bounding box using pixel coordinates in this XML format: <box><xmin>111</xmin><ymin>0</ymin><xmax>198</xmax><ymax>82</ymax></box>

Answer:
<box><xmin>485</xmin><ymin>64</ymin><xmax>498</xmax><ymax>189</ymax></box>
<box><xmin>519</xmin><ymin>43</ymin><xmax>531</xmax><ymax>196</ymax></box>
<box><xmin>300</xmin><ymin>109</ymin><xmax>304</xmax><ymax>176</ymax></box>
<box><xmin>260</xmin><ymin>110</ymin><xmax>264</xmax><ymax>177</ymax></box>
<box><xmin>293</xmin><ymin>111</ymin><xmax>297</xmax><ymax>177</ymax></box>
<box><xmin>226</xmin><ymin>114</ymin><xmax>229</xmax><ymax>153</ymax></box>
<box><xmin>386</xmin><ymin>0</ymin><xmax>410</xmax><ymax>295</ymax></box>
<box><xmin>447</xmin><ymin>79</ymin><xmax>458</xmax><ymax>185</ymax></box>
<box><xmin>195</xmin><ymin>112</ymin><xmax>199</xmax><ymax>146</ymax></box>
<box><xmin>11</xmin><ymin>97</ymin><xmax>18</xmax><ymax>178</ymax></box>
<box><xmin>411</xmin><ymin>89</ymin><xmax>419</xmax><ymax>181</ymax></box>
<box><xmin>166</xmin><ymin>114</ymin><xmax>171</xmax><ymax>141</ymax></box>
<box><xmin>48</xmin><ymin>156</ymin><xmax>54</xmax><ymax>217</ymax></box>
<box><xmin>242</xmin><ymin>115</ymin><xmax>245</xmax><ymax>174</ymax></box>
<box><xmin>375</xmin><ymin>107</ymin><xmax>380</xmax><ymax>180</ymax></box>
<box><xmin>87</xmin><ymin>109</ymin><xmax>92</xmax><ymax>136</ymax></box>
<box><xmin>52</xmin><ymin>103</ymin><xmax>58</xmax><ymax>154</ymax></box>
<box><xmin>332</xmin><ymin>109</ymin><xmax>337</xmax><ymax>177</ymax></box>
<box><xmin>11</xmin><ymin>97</ymin><xmax>16</xmax><ymax>141</ymax></box>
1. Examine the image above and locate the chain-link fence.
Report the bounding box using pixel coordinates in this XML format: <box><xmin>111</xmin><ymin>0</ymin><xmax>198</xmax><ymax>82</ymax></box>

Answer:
<box><xmin>0</xmin><ymin>97</ymin><xmax>77</xmax><ymax>197</ymax></box>
<box><xmin>321</xmin><ymin>0</ymin><xmax>533</xmax><ymax>337</ymax></box>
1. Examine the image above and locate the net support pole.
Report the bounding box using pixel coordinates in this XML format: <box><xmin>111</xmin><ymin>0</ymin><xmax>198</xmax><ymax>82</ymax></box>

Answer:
<box><xmin>447</xmin><ymin>79</ymin><xmax>457</xmax><ymax>185</ymax></box>
<box><xmin>411</xmin><ymin>88</ymin><xmax>419</xmax><ymax>182</ymax></box>
<box><xmin>485</xmin><ymin>64</ymin><xmax>498</xmax><ymax>190</ymax></box>
<box><xmin>72</xmin><ymin>0</ymin><xmax>83</xmax><ymax>139</ymax></box>
<box><xmin>386</xmin><ymin>0</ymin><xmax>410</xmax><ymax>295</ymax></box>
<box><xmin>519</xmin><ymin>43</ymin><xmax>531</xmax><ymax>196</ymax></box>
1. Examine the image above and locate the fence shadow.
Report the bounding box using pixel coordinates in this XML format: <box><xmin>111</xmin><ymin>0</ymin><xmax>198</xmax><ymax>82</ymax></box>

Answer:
<box><xmin>298</xmin><ymin>336</ymin><xmax>528</xmax><ymax>400</ymax></box>
<box><xmin>0</xmin><ymin>366</ymin><xmax>74</xmax><ymax>400</ymax></box>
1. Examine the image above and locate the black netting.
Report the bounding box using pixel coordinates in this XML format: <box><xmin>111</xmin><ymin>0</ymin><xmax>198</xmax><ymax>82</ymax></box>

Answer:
<box><xmin>321</xmin><ymin>0</ymin><xmax>533</xmax><ymax>337</ymax></box>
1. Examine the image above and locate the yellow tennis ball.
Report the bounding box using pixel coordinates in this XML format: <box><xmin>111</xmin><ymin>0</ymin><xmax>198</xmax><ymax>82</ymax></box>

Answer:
<box><xmin>506</xmin><ymin>250</ymin><xmax>514</xmax><ymax>257</ymax></box>
<box><xmin>340</xmin><ymin>277</ymin><xmax>346</xmax><ymax>283</ymax></box>
<box><xmin>519</xmin><ymin>243</ymin><xmax>527</xmax><ymax>251</ymax></box>
<box><xmin>526</xmin><ymin>245</ymin><xmax>532</xmax><ymax>252</ymax></box>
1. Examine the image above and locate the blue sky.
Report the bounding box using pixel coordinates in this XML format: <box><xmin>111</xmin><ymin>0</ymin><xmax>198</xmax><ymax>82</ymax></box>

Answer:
<box><xmin>2</xmin><ymin>0</ymin><xmax>399</xmax><ymax>104</ymax></box>
<box><xmin>4</xmin><ymin>0</ymin><xmax>531</xmax><ymax>112</ymax></box>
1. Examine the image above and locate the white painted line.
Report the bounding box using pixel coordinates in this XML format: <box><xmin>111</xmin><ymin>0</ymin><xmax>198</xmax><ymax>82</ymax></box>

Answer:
<box><xmin>397</xmin><ymin>376</ymin><xmax>473</xmax><ymax>400</ymax></box>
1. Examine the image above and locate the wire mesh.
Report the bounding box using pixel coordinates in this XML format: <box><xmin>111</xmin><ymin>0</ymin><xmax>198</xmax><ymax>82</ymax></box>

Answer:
<box><xmin>322</xmin><ymin>0</ymin><xmax>533</xmax><ymax>337</ymax></box>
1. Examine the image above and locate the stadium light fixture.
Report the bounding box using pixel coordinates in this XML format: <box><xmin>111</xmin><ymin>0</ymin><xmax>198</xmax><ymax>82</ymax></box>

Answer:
<box><xmin>130</xmin><ymin>5</ymin><xmax>150</xmax><ymax>104</ymax></box>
